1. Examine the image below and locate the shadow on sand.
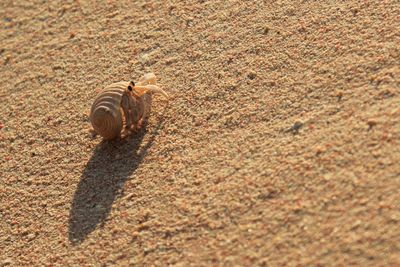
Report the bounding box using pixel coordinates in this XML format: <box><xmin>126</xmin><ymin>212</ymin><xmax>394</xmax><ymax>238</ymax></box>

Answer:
<box><xmin>68</xmin><ymin>116</ymin><xmax>165</xmax><ymax>245</ymax></box>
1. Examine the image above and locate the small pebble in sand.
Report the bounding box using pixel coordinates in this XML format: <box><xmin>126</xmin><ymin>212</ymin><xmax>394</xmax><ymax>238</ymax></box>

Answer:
<box><xmin>336</xmin><ymin>91</ymin><xmax>344</xmax><ymax>101</ymax></box>
<box><xmin>367</xmin><ymin>119</ymin><xmax>378</xmax><ymax>130</ymax></box>
<box><xmin>285</xmin><ymin>121</ymin><xmax>303</xmax><ymax>134</ymax></box>
<box><xmin>247</xmin><ymin>71</ymin><xmax>256</xmax><ymax>80</ymax></box>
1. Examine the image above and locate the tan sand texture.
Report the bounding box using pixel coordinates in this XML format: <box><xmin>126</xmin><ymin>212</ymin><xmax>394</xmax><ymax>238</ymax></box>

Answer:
<box><xmin>1</xmin><ymin>0</ymin><xmax>399</xmax><ymax>266</ymax></box>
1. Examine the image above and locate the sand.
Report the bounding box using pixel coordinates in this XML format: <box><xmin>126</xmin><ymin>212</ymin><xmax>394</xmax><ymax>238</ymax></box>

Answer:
<box><xmin>1</xmin><ymin>0</ymin><xmax>399</xmax><ymax>266</ymax></box>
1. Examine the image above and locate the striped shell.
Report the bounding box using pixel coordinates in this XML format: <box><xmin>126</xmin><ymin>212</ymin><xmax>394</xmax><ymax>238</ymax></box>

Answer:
<box><xmin>90</xmin><ymin>81</ymin><xmax>129</xmax><ymax>140</ymax></box>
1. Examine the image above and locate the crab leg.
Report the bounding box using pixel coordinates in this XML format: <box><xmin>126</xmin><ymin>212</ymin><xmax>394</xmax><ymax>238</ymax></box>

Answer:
<box><xmin>133</xmin><ymin>85</ymin><xmax>169</xmax><ymax>99</ymax></box>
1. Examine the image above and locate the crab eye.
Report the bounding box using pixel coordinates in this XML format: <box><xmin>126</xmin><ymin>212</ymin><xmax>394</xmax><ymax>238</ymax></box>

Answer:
<box><xmin>128</xmin><ymin>85</ymin><xmax>133</xmax><ymax>91</ymax></box>
<box><xmin>130</xmin><ymin>81</ymin><xmax>135</xmax><ymax>87</ymax></box>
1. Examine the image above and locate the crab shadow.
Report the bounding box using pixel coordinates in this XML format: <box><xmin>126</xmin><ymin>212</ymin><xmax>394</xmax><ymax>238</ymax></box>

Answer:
<box><xmin>68</xmin><ymin>117</ymin><xmax>165</xmax><ymax>245</ymax></box>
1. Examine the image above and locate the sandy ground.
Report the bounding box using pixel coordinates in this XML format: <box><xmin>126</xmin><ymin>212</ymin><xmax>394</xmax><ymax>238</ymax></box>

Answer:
<box><xmin>1</xmin><ymin>0</ymin><xmax>399</xmax><ymax>266</ymax></box>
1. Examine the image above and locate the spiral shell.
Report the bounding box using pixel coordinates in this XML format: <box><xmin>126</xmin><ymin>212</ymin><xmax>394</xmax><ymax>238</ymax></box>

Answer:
<box><xmin>90</xmin><ymin>81</ymin><xmax>129</xmax><ymax>140</ymax></box>
<box><xmin>90</xmin><ymin>74</ymin><xmax>168</xmax><ymax>140</ymax></box>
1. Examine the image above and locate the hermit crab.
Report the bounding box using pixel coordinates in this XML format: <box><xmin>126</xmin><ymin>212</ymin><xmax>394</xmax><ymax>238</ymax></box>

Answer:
<box><xmin>90</xmin><ymin>73</ymin><xmax>168</xmax><ymax>140</ymax></box>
